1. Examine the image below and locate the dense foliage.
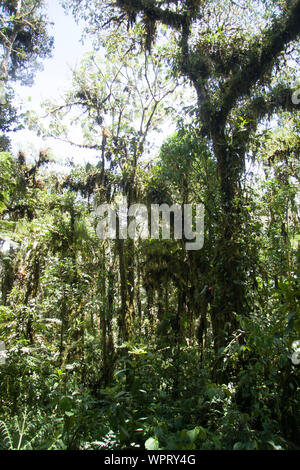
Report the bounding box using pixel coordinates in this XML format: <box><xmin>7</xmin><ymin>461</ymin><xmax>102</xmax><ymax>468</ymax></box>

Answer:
<box><xmin>0</xmin><ymin>0</ymin><xmax>299</xmax><ymax>450</ymax></box>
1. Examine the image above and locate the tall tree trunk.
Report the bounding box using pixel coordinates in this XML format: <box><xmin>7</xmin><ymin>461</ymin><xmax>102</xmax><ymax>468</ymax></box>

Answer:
<box><xmin>210</xmin><ymin>134</ymin><xmax>247</xmax><ymax>380</ymax></box>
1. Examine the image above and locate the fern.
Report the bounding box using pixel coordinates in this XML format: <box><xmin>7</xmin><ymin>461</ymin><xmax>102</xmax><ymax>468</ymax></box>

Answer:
<box><xmin>0</xmin><ymin>420</ymin><xmax>14</xmax><ymax>450</ymax></box>
<box><xmin>0</xmin><ymin>409</ymin><xmax>57</xmax><ymax>450</ymax></box>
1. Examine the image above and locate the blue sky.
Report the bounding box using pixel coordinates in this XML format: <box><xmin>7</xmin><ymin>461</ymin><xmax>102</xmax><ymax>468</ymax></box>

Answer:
<box><xmin>12</xmin><ymin>0</ymin><xmax>97</xmax><ymax>164</ymax></box>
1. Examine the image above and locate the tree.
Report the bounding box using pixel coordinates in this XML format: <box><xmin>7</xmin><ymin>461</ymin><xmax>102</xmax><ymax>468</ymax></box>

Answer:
<box><xmin>64</xmin><ymin>0</ymin><xmax>300</xmax><ymax>369</ymax></box>
<box><xmin>0</xmin><ymin>0</ymin><xmax>53</xmax><ymax>149</ymax></box>
<box><xmin>29</xmin><ymin>35</ymin><xmax>181</xmax><ymax>383</ymax></box>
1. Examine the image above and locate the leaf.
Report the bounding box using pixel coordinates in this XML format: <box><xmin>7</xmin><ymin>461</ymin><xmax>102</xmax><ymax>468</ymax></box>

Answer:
<box><xmin>186</xmin><ymin>428</ymin><xmax>199</xmax><ymax>443</ymax></box>
<box><xmin>233</xmin><ymin>442</ymin><xmax>245</xmax><ymax>450</ymax></box>
<box><xmin>119</xmin><ymin>425</ymin><xmax>130</xmax><ymax>441</ymax></box>
<box><xmin>145</xmin><ymin>437</ymin><xmax>159</xmax><ymax>450</ymax></box>
<box><xmin>267</xmin><ymin>441</ymin><xmax>283</xmax><ymax>450</ymax></box>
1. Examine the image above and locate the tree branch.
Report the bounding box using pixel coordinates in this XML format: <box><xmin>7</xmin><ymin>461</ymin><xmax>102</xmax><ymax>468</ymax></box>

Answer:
<box><xmin>217</xmin><ymin>0</ymin><xmax>300</xmax><ymax>127</ymax></box>
<box><xmin>116</xmin><ymin>0</ymin><xmax>187</xmax><ymax>29</ymax></box>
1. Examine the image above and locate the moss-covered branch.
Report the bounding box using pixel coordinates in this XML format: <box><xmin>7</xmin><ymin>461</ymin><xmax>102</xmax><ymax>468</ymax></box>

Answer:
<box><xmin>116</xmin><ymin>0</ymin><xmax>187</xmax><ymax>30</ymax></box>
<box><xmin>216</xmin><ymin>0</ymin><xmax>300</xmax><ymax>127</ymax></box>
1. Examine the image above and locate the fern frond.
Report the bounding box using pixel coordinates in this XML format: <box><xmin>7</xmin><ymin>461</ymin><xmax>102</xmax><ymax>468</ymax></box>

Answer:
<box><xmin>0</xmin><ymin>420</ymin><xmax>13</xmax><ymax>450</ymax></box>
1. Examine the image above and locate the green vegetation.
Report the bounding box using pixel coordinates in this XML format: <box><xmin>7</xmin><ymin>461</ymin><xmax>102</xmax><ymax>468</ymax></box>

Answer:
<box><xmin>0</xmin><ymin>0</ymin><xmax>299</xmax><ymax>450</ymax></box>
